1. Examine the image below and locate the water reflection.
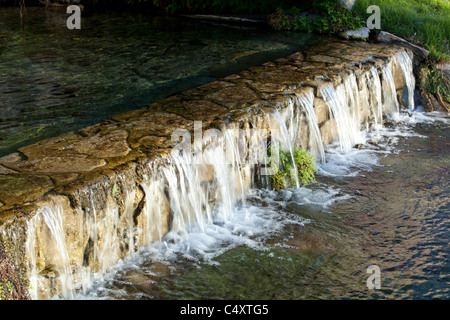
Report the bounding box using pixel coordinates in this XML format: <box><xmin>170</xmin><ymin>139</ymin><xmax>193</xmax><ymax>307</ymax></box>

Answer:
<box><xmin>0</xmin><ymin>7</ymin><xmax>324</xmax><ymax>156</ymax></box>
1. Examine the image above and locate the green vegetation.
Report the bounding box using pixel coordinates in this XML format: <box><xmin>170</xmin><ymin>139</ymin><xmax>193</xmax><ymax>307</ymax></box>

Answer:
<box><xmin>0</xmin><ymin>281</ymin><xmax>14</xmax><ymax>300</ymax></box>
<box><xmin>268</xmin><ymin>0</ymin><xmax>364</xmax><ymax>34</ymax></box>
<box><xmin>150</xmin><ymin>0</ymin><xmax>308</xmax><ymax>14</ymax></box>
<box><xmin>268</xmin><ymin>146</ymin><xmax>317</xmax><ymax>190</ymax></box>
<box><xmin>425</xmin><ymin>66</ymin><xmax>450</xmax><ymax>104</ymax></box>
<box><xmin>352</xmin><ymin>0</ymin><xmax>450</xmax><ymax>62</ymax></box>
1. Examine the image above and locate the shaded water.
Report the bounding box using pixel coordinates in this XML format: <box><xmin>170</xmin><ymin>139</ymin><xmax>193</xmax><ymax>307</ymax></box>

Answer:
<box><xmin>0</xmin><ymin>7</ymin><xmax>324</xmax><ymax>156</ymax></box>
<box><xmin>75</xmin><ymin>111</ymin><xmax>449</xmax><ymax>300</ymax></box>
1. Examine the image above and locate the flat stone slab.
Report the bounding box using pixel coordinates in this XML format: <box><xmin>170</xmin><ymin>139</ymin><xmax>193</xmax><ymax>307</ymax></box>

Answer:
<box><xmin>0</xmin><ymin>40</ymin><xmax>409</xmax><ymax>219</ymax></box>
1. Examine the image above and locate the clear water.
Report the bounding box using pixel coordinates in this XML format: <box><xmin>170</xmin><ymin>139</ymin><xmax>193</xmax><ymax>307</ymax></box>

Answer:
<box><xmin>0</xmin><ymin>7</ymin><xmax>325</xmax><ymax>157</ymax></box>
<box><xmin>75</xmin><ymin>110</ymin><xmax>450</xmax><ymax>300</ymax></box>
<box><xmin>2</xmin><ymin>8</ymin><xmax>448</xmax><ymax>301</ymax></box>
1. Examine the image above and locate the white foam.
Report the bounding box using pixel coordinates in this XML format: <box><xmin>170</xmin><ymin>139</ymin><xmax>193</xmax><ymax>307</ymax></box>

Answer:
<box><xmin>291</xmin><ymin>185</ymin><xmax>352</xmax><ymax>209</ymax></box>
<box><xmin>73</xmin><ymin>198</ymin><xmax>310</xmax><ymax>299</ymax></box>
<box><xmin>316</xmin><ymin>108</ymin><xmax>448</xmax><ymax>178</ymax></box>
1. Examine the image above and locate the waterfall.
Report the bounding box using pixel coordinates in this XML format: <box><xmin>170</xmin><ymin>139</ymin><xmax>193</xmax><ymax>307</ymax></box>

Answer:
<box><xmin>320</xmin><ymin>74</ymin><xmax>365</xmax><ymax>153</ymax></box>
<box><xmin>269</xmin><ymin>109</ymin><xmax>301</xmax><ymax>188</ymax></box>
<box><xmin>26</xmin><ymin>203</ymin><xmax>76</xmax><ymax>300</ymax></box>
<box><xmin>367</xmin><ymin>66</ymin><xmax>384</xmax><ymax>125</ymax></box>
<box><xmin>381</xmin><ymin>61</ymin><xmax>400</xmax><ymax>115</ymax></box>
<box><xmin>22</xmin><ymin>50</ymin><xmax>417</xmax><ymax>299</ymax></box>
<box><xmin>395</xmin><ymin>51</ymin><xmax>416</xmax><ymax>110</ymax></box>
<box><xmin>295</xmin><ymin>91</ymin><xmax>326</xmax><ymax>163</ymax></box>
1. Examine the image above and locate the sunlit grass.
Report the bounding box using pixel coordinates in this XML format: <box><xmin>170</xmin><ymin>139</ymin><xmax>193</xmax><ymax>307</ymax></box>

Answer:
<box><xmin>352</xmin><ymin>0</ymin><xmax>450</xmax><ymax>62</ymax></box>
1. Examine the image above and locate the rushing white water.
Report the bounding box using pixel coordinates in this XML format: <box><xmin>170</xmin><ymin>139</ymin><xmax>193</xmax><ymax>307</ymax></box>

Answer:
<box><xmin>269</xmin><ymin>109</ymin><xmax>301</xmax><ymax>188</ymax></box>
<box><xmin>368</xmin><ymin>66</ymin><xmax>384</xmax><ymax>125</ymax></box>
<box><xmin>295</xmin><ymin>91</ymin><xmax>326</xmax><ymax>163</ymax></box>
<box><xmin>320</xmin><ymin>75</ymin><xmax>365</xmax><ymax>153</ymax></box>
<box><xmin>23</xmin><ymin>50</ymin><xmax>419</xmax><ymax>299</ymax></box>
<box><xmin>382</xmin><ymin>61</ymin><xmax>400</xmax><ymax>115</ymax></box>
<box><xmin>395</xmin><ymin>51</ymin><xmax>416</xmax><ymax>110</ymax></box>
<box><xmin>26</xmin><ymin>203</ymin><xmax>76</xmax><ymax>300</ymax></box>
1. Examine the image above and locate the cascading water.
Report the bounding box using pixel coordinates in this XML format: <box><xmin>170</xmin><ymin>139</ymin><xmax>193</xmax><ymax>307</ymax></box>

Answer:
<box><xmin>26</xmin><ymin>203</ymin><xmax>76</xmax><ymax>300</ymax></box>
<box><xmin>320</xmin><ymin>77</ymin><xmax>365</xmax><ymax>153</ymax></box>
<box><xmin>381</xmin><ymin>61</ymin><xmax>400</xmax><ymax>115</ymax></box>
<box><xmin>23</xmin><ymin>50</ymin><xmax>417</xmax><ymax>299</ymax></box>
<box><xmin>367</xmin><ymin>66</ymin><xmax>384</xmax><ymax>125</ymax></box>
<box><xmin>295</xmin><ymin>91</ymin><xmax>326</xmax><ymax>164</ymax></box>
<box><xmin>395</xmin><ymin>51</ymin><xmax>416</xmax><ymax>110</ymax></box>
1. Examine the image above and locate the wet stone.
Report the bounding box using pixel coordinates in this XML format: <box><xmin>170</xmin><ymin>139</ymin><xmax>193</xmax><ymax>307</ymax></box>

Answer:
<box><xmin>0</xmin><ymin>152</ymin><xmax>24</xmax><ymax>164</ymax></box>
<box><xmin>50</xmin><ymin>173</ymin><xmax>80</xmax><ymax>186</ymax></box>
<box><xmin>308</xmin><ymin>55</ymin><xmax>343</xmax><ymax>64</ymax></box>
<box><xmin>313</xmin><ymin>98</ymin><xmax>330</xmax><ymax>126</ymax></box>
<box><xmin>126</xmin><ymin>112</ymin><xmax>193</xmax><ymax>146</ymax></box>
<box><xmin>0</xmin><ymin>165</ymin><xmax>17</xmax><ymax>174</ymax></box>
<box><xmin>182</xmin><ymin>99</ymin><xmax>227</xmax><ymax>121</ymax></box>
<box><xmin>255</xmin><ymin>69</ymin><xmax>306</xmax><ymax>86</ymax></box>
<box><xmin>0</xmin><ymin>174</ymin><xmax>54</xmax><ymax>206</ymax></box>
<box><xmin>138</xmin><ymin>136</ymin><xmax>168</xmax><ymax>148</ymax></box>
<box><xmin>64</xmin><ymin>130</ymin><xmax>131</xmax><ymax>158</ymax></box>
<box><xmin>18</xmin><ymin>132</ymin><xmax>83</xmax><ymax>160</ymax></box>
<box><xmin>204</xmin><ymin>85</ymin><xmax>259</xmax><ymax>109</ymax></box>
<box><xmin>247</xmin><ymin>81</ymin><xmax>289</xmax><ymax>94</ymax></box>
<box><xmin>7</xmin><ymin>157</ymin><xmax>107</xmax><ymax>174</ymax></box>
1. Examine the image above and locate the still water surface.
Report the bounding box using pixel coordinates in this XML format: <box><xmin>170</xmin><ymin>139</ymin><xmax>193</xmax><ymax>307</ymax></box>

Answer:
<box><xmin>0</xmin><ymin>7</ymin><xmax>324</xmax><ymax>156</ymax></box>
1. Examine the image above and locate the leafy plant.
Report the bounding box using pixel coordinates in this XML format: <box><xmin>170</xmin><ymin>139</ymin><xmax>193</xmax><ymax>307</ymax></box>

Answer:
<box><xmin>293</xmin><ymin>148</ymin><xmax>317</xmax><ymax>184</ymax></box>
<box><xmin>426</xmin><ymin>66</ymin><xmax>450</xmax><ymax>103</ymax></box>
<box><xmin>269</xmin><ymin>0</ymin><xmax>364</xmax><ymax>34</ymax></box>
<box><xmin>271</xmin><ymin>170</ymin><xmax>288</xmax><ymax>191</ymax></box>
<box><xmin>268</xmin><ymin>146</ymin><xmax>317</xmax><ymax>190</ymax></box>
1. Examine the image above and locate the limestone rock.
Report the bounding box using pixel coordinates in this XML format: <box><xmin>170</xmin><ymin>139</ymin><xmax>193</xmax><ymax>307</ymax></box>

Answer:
<box><xmin>308</xmin><ymin>55</ymin><xmax>343</xmax><ymax>65</ymax></box>
<box><xmin>0</xmin><ymin>165</ymin><xmax>17</xmax><ymax>174</ymax></box>
<box><xmin>204</xmin><ymin>85</ymin><xmax>259</xmax><ymax>109</ymax></box>
<box><xmin>65</xmin><ymin>130</ymin><xmax>131</xmax><ymax>158</ymax></box>
<box><xmin>320</xmin><ymin>119</ymin><xmax>338</xmax><ymax>146</ymax></box>
<box><xmin>50</xmin><ymin>173</ymin><xmax>80</xmax><ymax>186</ymax></box>
<box><xmin>182</xmin><ymin>99</ymin><xmax>227</xmax><ymax>121</ymax></box>
<box><xmin>8</xmin><ymin>157</ymin><xmax>106</xmax><ymax>174</ymax></box>
<box><xmin>313</xmin><ymin>97</ymin><xmax>330</xmax><ymax>126</ymax></box>
<box><xmin>18</xmin><ymin>132</ymin><xmax>83</xmax><ymax>160</ymax></box>
<box><xmin>0</xmin><ymin>152</ymin><xmax>23</xmax><ymax>164</ymax></box>
<box><xmin>0</xmin><ymin>174</ymin><xmax>54</xmax><ymax>207</ymax></box>
<box><xmin>137</xmin><ymin>136</ymin><xmax>168</xmax><ymax>148</ymax></box>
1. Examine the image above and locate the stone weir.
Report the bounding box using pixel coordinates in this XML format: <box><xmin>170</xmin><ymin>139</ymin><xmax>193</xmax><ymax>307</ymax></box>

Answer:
<box><xmin>0</xmin><ymin>40</ymin><xmax>415</xmax><ymax>299</ymax></box>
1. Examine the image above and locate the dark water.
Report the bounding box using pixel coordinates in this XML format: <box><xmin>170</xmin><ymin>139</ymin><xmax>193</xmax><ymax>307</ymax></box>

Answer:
<box><xmin>0</xmin><ymin>7</ymin><xmax>324</xmax><ymax>157</ymax></box>
<box><xmin>79</xmin><ymin>111</ymin><xmax>449</xmax><ymax>300</ymax></box>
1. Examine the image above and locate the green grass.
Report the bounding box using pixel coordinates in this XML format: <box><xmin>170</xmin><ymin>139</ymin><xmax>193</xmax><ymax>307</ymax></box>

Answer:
<box><xmin>352</xmin><ymin>0</ymin><xmax>450</xmax><ymax>62</ymax></box>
